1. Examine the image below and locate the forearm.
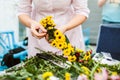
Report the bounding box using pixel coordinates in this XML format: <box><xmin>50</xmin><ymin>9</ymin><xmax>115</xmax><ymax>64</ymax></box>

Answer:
<box><xmin>98</xmin><ymin>0</ymin><xmax>107</xmax><ymax>7</ymax></box>
<box><xmin>64</xmin><ymin>14</ymin><xmax>87</xmax><ymax>32</ymax></box>
<box><xmin>18</xmin><ymin>14</ymin><xmax>34</xmax><ymax>28</ymax></box>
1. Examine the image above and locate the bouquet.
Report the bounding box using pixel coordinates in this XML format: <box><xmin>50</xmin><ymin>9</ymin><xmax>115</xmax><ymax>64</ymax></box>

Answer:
<box><xmin>40</xmin><ymin>16</ymin><xmax>92</xmax><ymax>63</ymax></box>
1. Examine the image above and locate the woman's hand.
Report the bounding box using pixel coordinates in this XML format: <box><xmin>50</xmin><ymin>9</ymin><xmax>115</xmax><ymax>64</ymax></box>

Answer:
<box><xmin>30</xmin><ymin>20</ymin><xmax>47</xmax><ymax>39</ymax></box>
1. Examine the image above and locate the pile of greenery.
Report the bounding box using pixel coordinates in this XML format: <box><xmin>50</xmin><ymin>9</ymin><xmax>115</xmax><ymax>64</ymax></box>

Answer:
<box><xmin>0</xmin><ymin>48</ymin><xmax>120</xmax><ymax>80</ymax></box>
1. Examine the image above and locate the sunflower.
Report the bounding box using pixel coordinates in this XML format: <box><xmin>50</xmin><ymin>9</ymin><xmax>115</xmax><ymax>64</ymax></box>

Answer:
<box><xmin>63</xmin><ymin>48</ymin><xmax>71</xmax><ymax>56</ymax></box>
<box><xmin>54</xmin><ymin>29</ymin><xmax>63</xmax><ymax>37</ymax></box>
<box><xmin>50</xmin><ymin>40</ymin><xmax>57</xmax><ymax>47</ymax></box>
<box><xmin>65</xmin><ymin>72</ymin><xmax>71</xmax><ymax>80</ymax></box>
<box><xmin>45</xmin><ymin>16</ymin><xmax>52</xmax><ymax>21</ymax></box>
<box><xmin>56</xmin><ymin>41</ymin><xmax>65</xmax><ymax>50</ymax></box>
<box><xmin>83</xmin><ymin>51</ymin><xmax>91</xmax><ymax>60</ymax></box>
<box><xmin>42</xmin><ymin>72</ymin><xmax>53</xmax><ymax>80</ymax></box>
<box><xmin>68</xmin><ymin>55</ymin><xmax>77</xmax><ymax>62</ymax></box>
<box><xmin>55</xmin><ymin>35</ymin><xmax>66</xmax><ymax>42</ymax></box>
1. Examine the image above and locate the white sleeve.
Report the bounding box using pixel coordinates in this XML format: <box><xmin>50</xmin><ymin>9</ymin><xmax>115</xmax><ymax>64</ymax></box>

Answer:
<box><xmin>72</xmin><ymin>0</ymin><xmax>90</xmax><ymax>18</ymax></box>
<box><xmin>17</xmin><ymin>0</ymin><xmax>32</xmax><ymax>16</ymax></box>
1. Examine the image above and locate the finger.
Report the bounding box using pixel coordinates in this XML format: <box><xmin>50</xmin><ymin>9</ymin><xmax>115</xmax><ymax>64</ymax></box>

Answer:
<box><xmin>39</xmin><ymin>25</ymin><xmax>47</xmax><ymax>32</ymax></box>
<box><xmin>45</xmin><ymin>34</ymin><xmax>49</xmax><ymax>40</ymax></box>
<box><xmin>31</xmin><ymin>32</ymin><xmax>40</xmax><ymax>39</ymax></box>
<box><xmin>32</xmin><ymin>32</ymin><xmax>46</xmax><ymax>39</ymax></box>
<box><xmin>31</xmin><ymin>28</ymin><xmax>46</xmax><ymax>37</ymax></box>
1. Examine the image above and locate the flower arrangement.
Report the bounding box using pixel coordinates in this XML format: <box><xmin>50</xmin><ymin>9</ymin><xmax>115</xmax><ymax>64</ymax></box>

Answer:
<box><xmin>40</xmin><ymin>16</ymin><xmax>92</xmax><ymax>63</ymax></box>
<box><xmin>0</xmin><ymin>16</ymin><xmax>120</xmax><ymax>80</ymax></box>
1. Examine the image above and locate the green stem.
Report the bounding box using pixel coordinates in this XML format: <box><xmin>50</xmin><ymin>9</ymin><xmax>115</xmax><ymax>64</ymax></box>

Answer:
<box><xmin>90</xmin><ymin>62</ymin><xmax>99</xmax><ymax>80</ymax></box>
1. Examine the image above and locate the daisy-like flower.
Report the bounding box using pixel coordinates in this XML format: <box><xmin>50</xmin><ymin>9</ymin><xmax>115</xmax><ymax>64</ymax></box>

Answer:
<box><xmin>50</xmin><ymin>40</ymin><xmax>57</xmax><ymax>47</ymax></box>
<box><xmin>55</xmin><ymin>35</ymin><xmax>66</xmax><ymax>42</ymax></box>
<box><xmin>65</xmin><ymin>72</ymin><xmax>71</xmax><ymax>80</ymax></box>
<box><xmin>42</xmin><ymin>72</ymin><xmax>53</xmax><ymax>80</ymax></box>
<box><xmin>63</xmin><ymin>48</ymin><xmax>71</xmax><ymax>56</ymax></box>
<box><xmin>67</xmin><ymin>43</ymin><xmax>73</xmax><ymax>48</ymax></box>
<box><xmin>68</xmin><ymin>55</ymin><xmax>77</xmax><ymax>62</ymax></box>
<box><xmin>56</xmin><ymin>41</ymin><xmax>65</xmax><ymax>50</ymax></box>
<box><xmin>47</xmin><ymin>21</ymin><xmax>52</xmax><ymax>25</ymax></box>
<box><xmin>54</xmin><ymin>29</ymin><xmax>63</xmax><ymax>37</ymax></box>
<box><xmin>67</xmin><ymin>43</ymin><xmax>74</xmax><ymax>53</ymax></box>
<box><xmin>43</xmin><ymin>24</ymin><xmax>47</xmax><ymax>28</ymax></box>
<box><xmin>46</xmin><ymin>16</ymin><xmax>52</xmax><ymax>21</ymax></box>
<box><xmin>40</xmin><ymin>19</ymin><xmax>47</xmax><ymax>27</ymax></box>
<box><xmin>69</xmin><ymin>47</ymin><xmax>74</xmax><ymax>55</ymax></box>
<box><xmin>63</xmin><ymin>42</ymin><xmax>68</xmax><ymax>49</ymax></box>
<box><xmin>83</xmin><ymin>51</ymin><xmax>91</xmax><ymax>61</ymax></box>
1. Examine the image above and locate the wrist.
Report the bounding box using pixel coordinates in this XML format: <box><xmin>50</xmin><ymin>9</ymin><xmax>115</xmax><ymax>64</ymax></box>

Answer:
<box><xmin>63</xmin><ymin>24</ymin><xmax>71</xmax><ymax>32</ymax></box>
<box><xmin>29</xmin><ymin>20</ymin><xmax>39</xmax><ymax>28</ymax></box>
<box><xmin>62</xmin><ymin>25</ymin><xmax>68</xmax><ymax>33</ymax></box>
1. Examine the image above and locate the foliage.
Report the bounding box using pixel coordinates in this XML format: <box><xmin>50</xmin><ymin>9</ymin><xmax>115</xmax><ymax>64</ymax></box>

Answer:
<box><xmin>0</xmin><ymin>49</ymin><xmax>120</xmax><ymax>80</ymax></box>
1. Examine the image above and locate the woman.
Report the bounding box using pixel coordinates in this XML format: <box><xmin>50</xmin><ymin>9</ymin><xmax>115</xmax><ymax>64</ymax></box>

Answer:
<box><xmin>17</xmin><ymin>0</ymin><xmax>90</xmax><ymax>58</ymax></box>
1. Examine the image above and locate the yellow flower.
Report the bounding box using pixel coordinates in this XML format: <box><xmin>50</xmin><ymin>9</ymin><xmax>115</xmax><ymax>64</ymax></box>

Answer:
<box><xmin>96</xmin><ymin>68</ymin><xmax>102</xmax><ymax>73</ymax></box>
<box><xmin>66</xmin><ymin>43</ymin><xmax>74</xmax><ymax>54</ymax></box>
<box><xmin>48</xmin><ymin>21</ymin><xmax>52</xmax><ymax>25</ymax></box>
<box><xmin>48</xmin><ymin>26</ymin><xmax>54</xmax><ymax>30</ymax></box>
<box><xmin>46</xmin><ymin>16</ymin><xmax>52</xmax><ymax>21</ymax></box>
<box><xmin>84</xmin><ymin>55</ymin><xmax>90</xmax><ymax>61</ymax></box>
<box><xmin>76</xmin><ymin>48</ymin><xmax>84</xmax><ymax>53</ymax></box>
<box><xmin>42</xmin><ymin>72</ymin><xmax>53</xmax><ymax>80</ymax></box>
<box><xmin>83</xmin><ymin>51</ymin><xmax>91</xmax><ymax>60</ymax></box>
<box><xmin>52</xmin><ymin>23</ymin><xmax>56</xmax><ymax>27</ymax></box>
<box><xmin>55</xmin><ymin>35</ymin><xmax>66</xmax><ymax>42</ymax></box>
<box><xmin>65</xmin><ymin>72</ymin><xmax>71</xmax><ymax>80</ymax></box>
<box><xmin>63</xmin><ymin>48</ymin><xmax>71</xmax><ymax>56</ymax></box>
<box><xmin>68</xmin><ymin>55</ymin><xmax>76</xmax><ymax>62</ymax></box>
<box><xmin>46</xmin><ymin>78</ymin><xmax>50</xmax><ymax>80</ymax></box>
<box><xmin>112</xmin><ymin>72</ymin><xmax>118</xmax><ymax>76</ymax></box>
<box><xmin>50</xmin><ymin>40</ymin><xmax>57</xmax><ymax>47</ymax></box>
<box><xmin>54</xmin><ymin>30</ymin><xmax>63</xmax><ymax>37</ymax></box>
<box><xmin>67</xmin><ymin>43</ymin><xmax>73</xmax><ymax>49</ymax></box>
<box><xmin>69</xmin><ymin>47</ymin><xmax>74</xmax><ymax>54</ymax></box>
<box><xmin>26</xmin><ymin>77</ymin><xmax>31</xmax><ymax>80</ymax></box>
<box><xmin>43</xmin><ymin>24</ymin><xmax>47</xmax><ymax>28</ymax></box>
<box><xmin>81</xmin><ymin>66</ymin><xmax>90</xmax><ymax>75</ymax></box>
<box><xmin>63</xmin><ymin>42</ymin><xmax>68</xmax><ymax>49</ymax></box>
<box><xmin>56</xmin><ymin>41</ymin><xmax>65</xmax><ymax>49</ymax></box>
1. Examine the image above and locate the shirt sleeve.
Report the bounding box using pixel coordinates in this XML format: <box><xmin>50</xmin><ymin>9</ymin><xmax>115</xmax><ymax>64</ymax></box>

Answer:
<box><xmin>72</xmin><ymin>0</ymin><xmax>90</xmax><ymax>18</ymax></box>
<box><xmin>17</xmin><ymin>0</ymin><xmax>32</xmax><ymax>16</ymax></box>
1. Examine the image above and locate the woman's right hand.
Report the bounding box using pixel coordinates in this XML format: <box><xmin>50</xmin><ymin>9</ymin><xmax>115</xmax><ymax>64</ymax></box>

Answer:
<box><xmin>30</xmin><ymin>20</ymin><xmax>47</xmax><ymax>39</ymax></box>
